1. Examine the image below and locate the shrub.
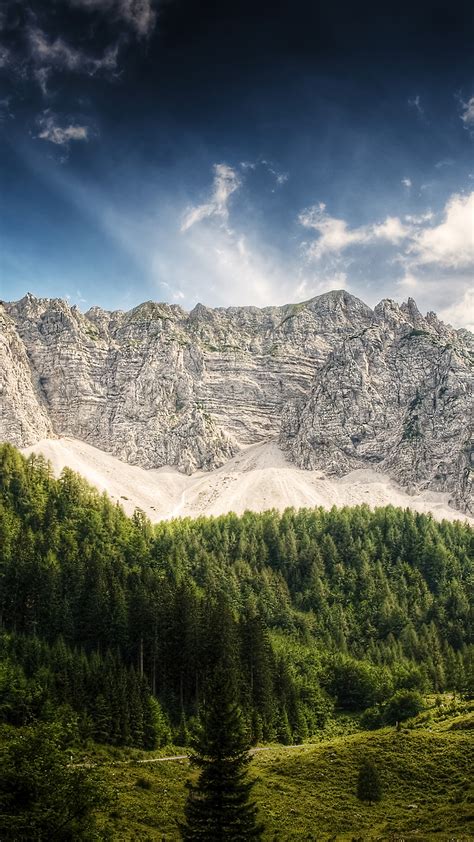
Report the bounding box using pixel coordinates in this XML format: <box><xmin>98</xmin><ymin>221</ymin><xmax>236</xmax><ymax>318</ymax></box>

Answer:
<box><xmin>385</xmin><ymin>690</ymin><xmax>424</xmax><ymax>725</ymax></box>
<box><xmin>360</xmin><ymin>706</ymin><xmax>384</xmax><ymax>731</ymax></box>
<box><xmin>323</xmin><ymin>655</ymin><xmax>393</xmax><ymax>711</ymax></box>
<box><xmin>135</xmin><ymin>776</ymin><xmax>153</xmax><ymax>790</ymax></box>
<box><xmin>357</xmin><ymin>758</ymin><xmax>382</xmax><ymax>804</ymax></box>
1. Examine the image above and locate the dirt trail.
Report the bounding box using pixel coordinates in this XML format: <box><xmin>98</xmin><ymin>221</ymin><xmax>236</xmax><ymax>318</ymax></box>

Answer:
<box><xmin>135</xmin><ymin>743</ymin><xmax>315</xmax><ymax>765</ymax></box>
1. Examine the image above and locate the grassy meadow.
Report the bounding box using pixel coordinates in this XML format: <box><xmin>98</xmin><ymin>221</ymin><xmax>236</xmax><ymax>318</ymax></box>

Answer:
<box><xmin>93</xmin><ymin>703</ymin><xmax>474</xmax><ymax>841</ymax></box>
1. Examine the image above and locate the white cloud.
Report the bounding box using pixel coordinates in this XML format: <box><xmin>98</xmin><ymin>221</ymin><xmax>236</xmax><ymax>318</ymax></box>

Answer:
<box><xmin>48</xmin><ymin>165</ymin><xmax>291</xmax><ymax>309</ymax></box>
<box><xmin>26</xmin><ymin>27</ymin><xmax>119</xmax><ymax>94</ymax></box>
<box><xmin>402</xmin><ymin>177</ymin><xmax>412</xmax><ymax>188</ymax></box>
<box><xmin>68</xmin><ymin>0</ymin><xmax>157</xmax><ymax>38</ymax></box>
<box><xmin>36</xmin><ymin>110</ymin><xmax>89</xmax><ymax>146</ymax></box>
<box><xmin>27</xmin><ymin>151</ymin><xmax>474</xmax><ymax>329</ymax></box>
<box><xmin>301</xmin><ymin>192</ymin><xmax>474</xmax><ymax>272</ymax></box>
<box><xmin>396</xmin><ymin>270</ymin><xmax>420</xmax><ymax>292</ymax></box>
<box><xmin>240</xmin><ymin>158</ymin><xmax>288</xmax><ymax>186</ymax></box>
<box><xmin>299</xmin><ymin>204</ymin><xmax>408</xmax><ymax>259</ymax></box>
<box><xmin>408</xmin><ymin>192</ymin><xmax>474</xmax><ymax>269</ymax></box>
<box><xmin>0</xmin><ymin>1</ymin><xmax>145</xmax><ymax>105</ymax></box>
<box><xmin>295</xmin><ymin>272</ymin><xmax>349</xmax><ymax>302</ymax></box>
<box><xmin>460</xmin><ymin>96</ymin><xmax>474</xmax><ymax>126</ymax></box>
<box><xmin>404</xmin><ymin>212</ymin><xmax>434</xmax><ymax>224</ymax></box>
<box><xmin>0</xmin><ymin>96</ymin><xmax>13</xmax><ymax>122</ymax></box>
<box><xmin>28</xmin><ymin>28</ymin><xmax>118</xmax><ymax>73</ymax></box>
<box><xmin>197</xmin><ymin>233</ymin><xmax>288</xmax><ymax>306</ymax></box>
<box><xmin>371</xmin><ymin>216</ymin><xmax>408</xmax><ymax>242</ymax></box>
<box><xmin>298</xmin><ymin>192</ymin><xmax>474</xmax><ymax>330</ymax></box>
<box><xmin>438</xmin><ymin>287</ymin><xmax>474</xmax><ymax>332</ymax></box>
<box><xmin>260</xmin><ymin>159</ymin><xmax>288</xmax><ymax>186</ymax></box>
<box><xmin>181</xmin><ymin>164</ymin><xmax>241</xmax><ymax>232</ymax></box>
<box><xmin>408</xmin><ymin>94</ymin><xmax>423</xmax><ymax>116</ymax></box>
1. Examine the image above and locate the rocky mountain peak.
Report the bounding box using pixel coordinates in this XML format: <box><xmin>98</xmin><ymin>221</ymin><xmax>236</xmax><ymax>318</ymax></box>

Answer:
<box><xmin>1</xmin><ymin>290</ymin><xmax>472</xmax><ymax>513</ymax></box>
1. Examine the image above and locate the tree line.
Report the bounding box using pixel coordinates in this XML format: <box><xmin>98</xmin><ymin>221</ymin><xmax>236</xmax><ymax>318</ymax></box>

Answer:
<box><xmin>0</xmin><ymin>443</ymin><xmax>472</xmax><ymax>748</ymax></box>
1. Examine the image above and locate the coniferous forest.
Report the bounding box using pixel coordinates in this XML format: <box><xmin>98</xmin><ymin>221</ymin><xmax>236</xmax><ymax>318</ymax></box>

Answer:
<box><xmin>0</xmin><ymin>442</ymin><xmax>472</xmax><ymax>754</ymax></box>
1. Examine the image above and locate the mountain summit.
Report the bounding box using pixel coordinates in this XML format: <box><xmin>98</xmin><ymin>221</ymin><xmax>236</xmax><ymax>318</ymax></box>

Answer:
<box><xmin>1</xmin><ymin>292</ymin><xmax>472</xmax><ymax>513</ymax></box>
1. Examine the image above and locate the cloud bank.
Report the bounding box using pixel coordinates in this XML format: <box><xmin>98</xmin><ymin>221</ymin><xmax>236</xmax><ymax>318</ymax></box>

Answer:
<box><xmin>460</xmin><ymin>96</ymin><xmax>474</xmax><ymax>126</ymax></box>
<box><xmin>298</xmin><ymin>191</ymin><xmax>474</xmax><ymax>330</ymax></box>
<box><xmin>299</xmin><ymin>204</ymin><xmax>408</xmax><ymax>259</ymax></box>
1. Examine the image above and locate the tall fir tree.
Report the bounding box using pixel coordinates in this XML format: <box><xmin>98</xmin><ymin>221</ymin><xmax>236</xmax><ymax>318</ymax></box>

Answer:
<box><xmin>179</xmin><ymin>662</ymin><xmax>264</xmax><ymax>841</ymax></box>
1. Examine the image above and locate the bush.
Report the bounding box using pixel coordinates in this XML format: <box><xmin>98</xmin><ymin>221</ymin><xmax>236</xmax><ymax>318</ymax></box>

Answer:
<box><xmin>357</xmin><ymin>758</ymin><xmax>382</xmax><ymax>804</ymax></box>
<box><xmin>385</xmin><ymin>690</ymin><xmax>424</xmax><ymax>725</ymax></box>
<box><xmin>135</xmin><ymin>776</ymin><xmax>153</xmax><ymax>790</ymax></box>
<box><xmin>323</xmin><ymin>655</ymin><xmax>393</xmax><ymax>711</ymax></box>
<box><xmin>392</xmin><ymin>663</ymin><xmax>428</xmax><ymax>693</ymax></box>
<box><xmin>360</xmin><ymin>706</ymin><xmax>384</xmax><ymax>731</ymax></box>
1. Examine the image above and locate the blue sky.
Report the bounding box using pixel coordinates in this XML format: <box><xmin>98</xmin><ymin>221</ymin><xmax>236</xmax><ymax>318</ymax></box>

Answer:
<box><xmin>1</xmin><ymin>0</ymin><xmax>473</xmax><ymax>328</ymax></box>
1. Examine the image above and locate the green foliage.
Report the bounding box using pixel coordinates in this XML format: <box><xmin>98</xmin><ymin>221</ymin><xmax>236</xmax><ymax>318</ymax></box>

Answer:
<box><xmin>92</xmin><ymin>720</ymin><xmax>474</xmax><ymax>839</ymax></box>
<box><xmin>180</xmin><ymin>666</ymin><xmax>264</xmax><ymax>840</ymax></box>
<box><xmin>384</xmin><ymin>689</ymin><xmax>424</xmax><ymax>724</ymax></box>
<box><xmin>0</xmin><ymin>443</ymin><xmax>472</xmax><ymax>752</ymax></box>
<box><xmin>0</xmin><ymin>634</ymin><xmax>167</xmax><ymax>750</ymax></box>
<box><xmin>357</xmin><ymin>758</ymin><xmax>383</xmax><ymax>804</ymax></box>
<box><xmin>322</xmin><ymin>654</ymin><xmax>393</xmax><ymax>710</ymax></box>
<box><xmin>360</xmin><ymin>706</ymin><xmax>385</xmax><ymax>730</ymax></box>
<box><xmin>0</xmin><ymin>722</ymin><xmax>107</xmax><ymax>840</ymax></box>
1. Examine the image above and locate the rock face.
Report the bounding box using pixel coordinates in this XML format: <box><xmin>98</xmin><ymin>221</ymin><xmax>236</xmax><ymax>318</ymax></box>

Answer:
<box><xmin>280</xmin><ymin>298</ymin><xmax>473</xmax><ymax>514</ymax></box>
<box><xmin>1</xmin><ymin>290</ymin><xmax>473</xmax><ymax>511</ymax></box>
<box><xmin>0</xmin><ymin>306</ymin><xmax>53</xmax><ymax>447</ymax></box>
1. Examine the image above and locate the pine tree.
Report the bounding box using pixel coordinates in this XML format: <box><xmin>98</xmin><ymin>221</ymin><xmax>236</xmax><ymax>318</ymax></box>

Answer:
<box><xmin>179</xmin><ymin>664</ymin><xmax>264</xmax><ymax>841</ymax></box>
<box><xmin>357</xmin><ymin>758</ymin><xmax>382</xmax><ymax>805</ymax></box>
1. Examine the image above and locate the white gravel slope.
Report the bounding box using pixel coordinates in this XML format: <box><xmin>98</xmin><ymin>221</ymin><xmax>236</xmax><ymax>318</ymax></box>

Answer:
<box><xmin>22</xmin><ymin>437</ymin><xmax>472</xmax><ymax>524</ymax></box>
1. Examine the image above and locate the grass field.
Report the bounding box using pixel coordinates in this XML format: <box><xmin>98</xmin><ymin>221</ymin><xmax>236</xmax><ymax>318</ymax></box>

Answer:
<box><xmin>93</xmin><ymin>705</ymin><xmax>474</xmax><ymax>841</ymax></box>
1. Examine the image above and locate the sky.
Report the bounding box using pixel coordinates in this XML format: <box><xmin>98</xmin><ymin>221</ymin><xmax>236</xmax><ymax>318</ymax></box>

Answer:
<box><xmin>0</xmin><ymin>0</ymin><xmax>473</xmax><ymax>329</ymax></box>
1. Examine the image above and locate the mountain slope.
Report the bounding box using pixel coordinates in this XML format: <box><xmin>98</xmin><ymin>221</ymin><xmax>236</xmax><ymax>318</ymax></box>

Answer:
<box><xmin>22</xmin><ymin>437</ymin><xmax>472</xmax><ymax>523</ymax></box>
<box><xmin>2</xmin><ymin>290</ymin><xmax>473</xmax><ymax>513</ymax></box>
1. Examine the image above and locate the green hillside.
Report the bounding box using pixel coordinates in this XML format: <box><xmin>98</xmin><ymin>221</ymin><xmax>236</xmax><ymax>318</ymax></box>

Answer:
<box><xmin>93</xmin><ymin>710</ymin><xmax>474</xmax><ymax>840</ymax></box>
<box><xmin>0</xmin><ymin>443</ymin><xmax>472</xmax><ymax>839</ymax></box>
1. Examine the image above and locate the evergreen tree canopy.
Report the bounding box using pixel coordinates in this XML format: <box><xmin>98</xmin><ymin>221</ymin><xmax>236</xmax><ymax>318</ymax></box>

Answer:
<box><xmin>0</xmin><ymin>443</ymin><xmax>472</xmax><ymax>749</ymax></box>
<box><xmin>180</xmin><ymin>664</ymin><xmax>264</xmax><ymax>840</ymax></box>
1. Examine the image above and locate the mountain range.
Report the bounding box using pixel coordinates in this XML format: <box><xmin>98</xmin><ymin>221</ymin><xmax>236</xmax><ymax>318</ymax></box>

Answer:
<box><xmin>1</xmin><ymin>290</ymin><xmax>472</xmax><ymax>516</ymax></box>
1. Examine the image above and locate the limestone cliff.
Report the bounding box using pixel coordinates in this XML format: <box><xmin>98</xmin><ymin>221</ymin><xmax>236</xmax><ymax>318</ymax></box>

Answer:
<box><xmin>1</xmin><ymin>290</ymin><xmax>472</xmax><ymax>511</ymax></box>
<box><xmin>280</xmin><ymin>297</ymin><xmax>473</xmax><ymax>513</ymax></box>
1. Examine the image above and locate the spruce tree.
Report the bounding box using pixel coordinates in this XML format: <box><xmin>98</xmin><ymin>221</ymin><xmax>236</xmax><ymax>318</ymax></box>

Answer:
<box><xmin>179</xmin><ymin>663</ymin><xmax>264</xmax><ymax>841</ymax></box>
<box><xmin>357</xmin><ymin>758</ymin><xmax>382</xmax><ymax>805</ymax></box>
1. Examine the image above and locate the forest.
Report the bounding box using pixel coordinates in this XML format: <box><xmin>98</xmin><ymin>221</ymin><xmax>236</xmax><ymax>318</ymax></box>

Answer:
<box><xmin>0</xmin><ymin>442</ymin><xmax>472</xmax><ymax>749</ymax></box>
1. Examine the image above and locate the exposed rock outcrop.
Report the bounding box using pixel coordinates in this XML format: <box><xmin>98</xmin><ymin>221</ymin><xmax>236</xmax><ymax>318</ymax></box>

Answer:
<box><xmin>1</xmin><ymin>290</ymin><xmax>472</xmax><ymax>511</ymax></box>
<box><xmin>280</xmin><ymin>297</ymin><xmax>473</xmax><ymax>513</ymax></box>
<box><xmin>0</xmin><ymin>306</ymin><xmax>53</xmax><ymax>446</ymax></box>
